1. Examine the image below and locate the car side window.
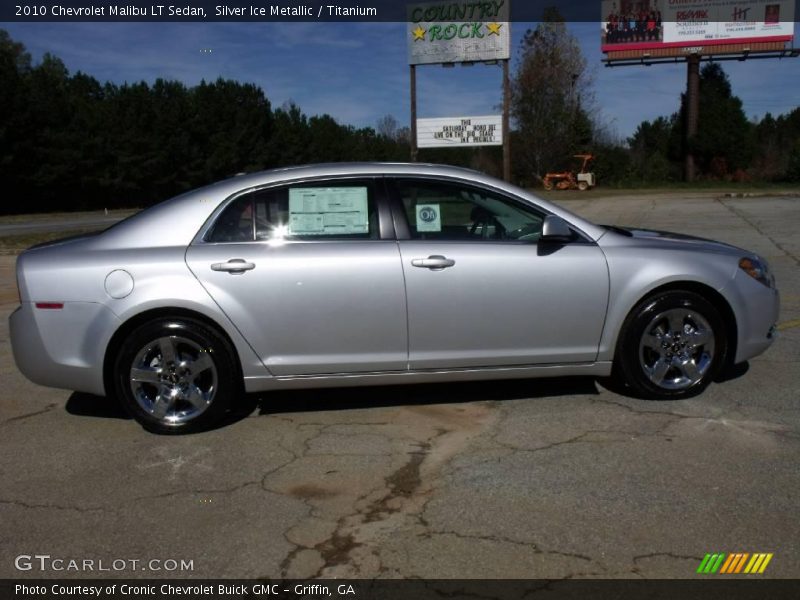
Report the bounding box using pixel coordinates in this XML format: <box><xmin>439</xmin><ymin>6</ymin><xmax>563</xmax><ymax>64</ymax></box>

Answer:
<box><xmin>206</xmin><ymin>180</ymin><xmax>379</xmax><ymax>243</ymax></box>
<box><xmin>395</xmin><ymin>179</ymin><xmax>545</xmax><ymax>242</ymax></box>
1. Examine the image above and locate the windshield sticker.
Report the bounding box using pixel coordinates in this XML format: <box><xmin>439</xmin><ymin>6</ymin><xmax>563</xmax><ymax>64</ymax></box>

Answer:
<box><xmin>288</xmin><ymin>187</ymin><xmax>369</xmax><ymax>235</ymax></box>
<box><xmin>416</xmin><ymin>203</ymin><xmax>441</xmax><ymax>232</ymax></box>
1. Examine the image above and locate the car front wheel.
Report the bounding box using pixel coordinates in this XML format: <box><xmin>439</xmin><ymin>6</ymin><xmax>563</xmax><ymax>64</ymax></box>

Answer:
<box><xmin>615</xmin><ymin>291</ymin><xmax>727</xmax><ymax>399</ymax></box>
<box><xmin>114</xmin><ymin>317</ymin><xmax>237</xmax><ymax>434</ymax></box>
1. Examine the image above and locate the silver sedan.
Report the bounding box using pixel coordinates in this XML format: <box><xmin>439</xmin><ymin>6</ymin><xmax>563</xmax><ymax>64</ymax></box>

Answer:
<box><xmin>10</xmin><ymin>163</ymin><xmax>779</xmax><ymax>433</ymax></box>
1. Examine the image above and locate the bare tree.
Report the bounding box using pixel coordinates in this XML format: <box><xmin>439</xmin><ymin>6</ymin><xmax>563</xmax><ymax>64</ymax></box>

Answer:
<box><xmin>376</xmin><ymin>114</ymin><xmax>399</xmax><ymax>140</ymax></box>
<box><xmin>511</xmin><ymin>8</ymin><xmax>594</xmax><ymax>180</ymax></box>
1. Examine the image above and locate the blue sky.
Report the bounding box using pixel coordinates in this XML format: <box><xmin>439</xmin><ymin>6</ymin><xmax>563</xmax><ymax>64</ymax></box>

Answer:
<box><xmin>2</xmin><ymin>21</ymin><xmax>798</xmax><ymax>140</ymax></box>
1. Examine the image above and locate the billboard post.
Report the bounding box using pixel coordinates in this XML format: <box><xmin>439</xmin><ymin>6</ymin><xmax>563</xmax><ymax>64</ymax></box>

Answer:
<box><xmin>685</xmin><ymin>55</ymin><xmax>701</xmax><ymax>182</ymax></box>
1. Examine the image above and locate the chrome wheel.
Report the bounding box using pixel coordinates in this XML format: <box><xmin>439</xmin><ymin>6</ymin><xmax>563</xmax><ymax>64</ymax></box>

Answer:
<box><xmin>638</xmin><ymin>308</ymin><xmax>715</xmax><ymax>391</ymax></box>
<box><xmin>129</xmin><ymin>336</ymin><xmax>217</xmax><ymax>425</ymax></box>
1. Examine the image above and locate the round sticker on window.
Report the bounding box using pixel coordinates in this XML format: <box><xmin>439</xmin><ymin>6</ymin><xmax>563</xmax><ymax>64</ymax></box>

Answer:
<box><xmin>419</xmin><ymin>207</ymin><xmax>437</xmax><ymax>222</ymax></box>
<box><xmin>416</xmin><ymin>204</ymin><xmax>441</xmax><ymax>232</ymax></box>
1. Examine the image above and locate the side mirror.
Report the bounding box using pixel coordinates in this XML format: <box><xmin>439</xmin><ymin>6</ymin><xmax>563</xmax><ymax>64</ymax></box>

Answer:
<box><xmin>540</xmin><ymin>215</ymin><xmax>572</xmax><ymax>242</ymax></box>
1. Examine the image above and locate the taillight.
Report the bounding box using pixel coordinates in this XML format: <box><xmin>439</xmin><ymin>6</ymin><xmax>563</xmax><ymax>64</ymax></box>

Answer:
<box><xmin>35</xmin><ymin>302</ymin><xmax>64</xmax><ymax>309</ymax></box>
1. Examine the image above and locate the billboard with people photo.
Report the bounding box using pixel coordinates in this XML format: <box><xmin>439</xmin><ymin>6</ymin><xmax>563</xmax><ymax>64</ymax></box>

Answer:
<box><xmin>601</xmin><ymin>0</ymin><xmax>795</xmax><ymax>53</ymax></box>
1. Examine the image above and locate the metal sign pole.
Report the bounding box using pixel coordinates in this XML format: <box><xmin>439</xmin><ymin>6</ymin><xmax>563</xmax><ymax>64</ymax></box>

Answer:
<box><xmin>410</xmin><ymin>64</ymin><xmax>418</xmax><ymax>162</ymax></box>
<box><xmin>502</xmin><ymin>58</ymin><xmax>511</xmax><ymax>182</ymax></box>
<box><xmin>410</xmin><ymin>65</ymin><xmax>419</xmax><ymax>162</ymax></box>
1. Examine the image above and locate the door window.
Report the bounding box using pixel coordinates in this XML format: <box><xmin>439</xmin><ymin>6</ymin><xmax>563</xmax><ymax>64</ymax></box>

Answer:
<box><xmin>395</xmin><ymin>179</ymin><xmax>545</xmax><ymax>242</ymax></box>
<box><xmin>206</xmin><ymin>180</ymin><xmax>379</xmax><ymax>243</ymax></box>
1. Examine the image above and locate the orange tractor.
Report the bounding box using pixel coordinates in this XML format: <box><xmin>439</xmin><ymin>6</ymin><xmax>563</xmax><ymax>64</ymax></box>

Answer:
<box><xmin>543</xmin><ymin>154</ymin><xmax>596</xmax><ymax>191</ymax></box>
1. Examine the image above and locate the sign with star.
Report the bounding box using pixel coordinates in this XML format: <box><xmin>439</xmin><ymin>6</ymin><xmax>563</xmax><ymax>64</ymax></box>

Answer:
<box><xmin>407</xmin><ymin>0</ymin><xmax>511</xmax><ymax>65</ymax></box>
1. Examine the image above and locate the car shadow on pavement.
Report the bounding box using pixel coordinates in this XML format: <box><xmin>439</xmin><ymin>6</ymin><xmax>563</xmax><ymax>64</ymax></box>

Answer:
<box><xmin>245</xmin><ymin>376</ymin><xmax>601</xmax><ymax>418</ymax></box>
<box><xmin>63</xmin><ymin>364</ymin><xmax>749</xmax><ymax>432</ymax></box>
<box><xmin>66</xmin><ymin>392</ymin><xmax>130</xmax><ymax>420</ymax></box>
<box><xmin>596</xmin><ymin>361</ymin><xmax>750</xmax><ymax>400</ymax></box>
<box><xmin>63</xmin><ymin>377</ymin><xmax>601</xmax><ymax>431</ymax></box>
<box><xmin>715</xmin><ymin>360</ymin><xmax>750</xmax><ymax>383</ymax></box>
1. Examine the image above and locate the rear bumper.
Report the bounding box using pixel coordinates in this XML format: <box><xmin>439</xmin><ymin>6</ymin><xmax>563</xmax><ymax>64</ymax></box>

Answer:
<box><xmin>9</xmin><ymin>302</ymin><xmax>120</xmax><ymax>396</ymax></box>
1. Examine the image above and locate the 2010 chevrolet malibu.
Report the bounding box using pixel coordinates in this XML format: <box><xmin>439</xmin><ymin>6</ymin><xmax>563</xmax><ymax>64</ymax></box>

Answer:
<box><xmin>10</xmin><ymin>163</ymin><xmax>779</xmax><ymax>433</ymax></box>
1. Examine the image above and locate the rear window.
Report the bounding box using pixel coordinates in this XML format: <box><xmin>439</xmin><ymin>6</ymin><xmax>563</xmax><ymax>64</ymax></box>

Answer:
<box><xmin>206</xmin><ymin>180</ymin><xmax>378</xmax><ymax>243</ymax></box>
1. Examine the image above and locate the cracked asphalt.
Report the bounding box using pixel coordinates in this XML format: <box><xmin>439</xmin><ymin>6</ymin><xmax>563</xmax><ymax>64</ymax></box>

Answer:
<box><xmin>1</xmin><ymin>192</ymin><xmax>798</xmax><ymax>579</ymax></box>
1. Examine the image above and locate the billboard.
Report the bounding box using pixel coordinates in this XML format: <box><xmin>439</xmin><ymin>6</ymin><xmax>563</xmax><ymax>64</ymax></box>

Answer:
<box><xmin>417</xmin><ymin>116</ymin><xmax>503</xmax><ymax>148</ymax></box>
<box><xmin>602</xmin><ymin>0</ymin><xmax>795</xmax><ymax>56</ymax></box>
<box><xmin>408</xmin><ymin>1</ymin><xmax>511</xmax><ymax>65</ymax></box>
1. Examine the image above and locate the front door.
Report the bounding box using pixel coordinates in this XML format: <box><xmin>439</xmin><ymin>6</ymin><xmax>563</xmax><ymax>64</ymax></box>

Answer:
<box><xmin>389</xmin><ymin>178</ymin><xmax>609</xmax><ymax>370</ymax></box>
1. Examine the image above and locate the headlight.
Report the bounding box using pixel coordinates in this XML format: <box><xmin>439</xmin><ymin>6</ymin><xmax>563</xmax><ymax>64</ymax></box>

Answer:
<box><xmin>739</xmin><ymin>256</ymin><xmax>774</xmax><ymax>288</ymax></box>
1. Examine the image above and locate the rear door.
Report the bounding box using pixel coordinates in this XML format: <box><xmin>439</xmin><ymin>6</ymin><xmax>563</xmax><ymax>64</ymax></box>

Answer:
<box><xmin>186</xmin><ymin>177</ymin><xmax>408</xmax><ymax>376</ymax></box>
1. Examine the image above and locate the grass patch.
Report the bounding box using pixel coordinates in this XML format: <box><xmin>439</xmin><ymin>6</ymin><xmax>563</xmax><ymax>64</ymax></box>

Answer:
<box><xmin>0</xmin><ymin>229</ymin><xmax>100</xmax><ymax>255</ymax></box>
<box><xmin>0</xmin><ymin>208</ymin><xmax>138</xmax><ymax>225</ymax></box>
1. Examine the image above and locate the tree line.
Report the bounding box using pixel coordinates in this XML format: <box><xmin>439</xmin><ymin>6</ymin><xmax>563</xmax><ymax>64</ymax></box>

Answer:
<box><xmin>1</xmin><ymin>25</ymin><xmax>798</xmax><ymax>215</ymax></box>
<box><xmin>0</xmin><ymin>29</ymin><xmax>416</xmax><ymax>213</ymax></box>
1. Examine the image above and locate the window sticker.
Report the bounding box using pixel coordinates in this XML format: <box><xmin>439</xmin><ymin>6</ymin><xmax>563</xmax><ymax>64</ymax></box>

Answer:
<box><xmin>288</xmin><ymin>187</ymin><xmax>369</xmax><ymax>235</ymax></box>
<box><xmin>416</xmin><ymin>203</ymin><xmax>441</xmax><ymax>232</ymax></box>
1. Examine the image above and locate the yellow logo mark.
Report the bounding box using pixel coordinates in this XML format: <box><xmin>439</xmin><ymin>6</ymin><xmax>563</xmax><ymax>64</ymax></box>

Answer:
<box><xmin>486</xmin><ymin>22</ymin><xmax>502</xmax><ymax>36</ymax></box>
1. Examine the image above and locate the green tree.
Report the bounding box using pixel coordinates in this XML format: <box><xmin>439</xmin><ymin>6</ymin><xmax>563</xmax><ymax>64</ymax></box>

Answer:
<box><xmin>0</xmin><ymin>30</ymin><xmax>32</xmax><ymax>210</ymax></box>
<box><xmin>786</xmin><ymin>140</ymin><xmax>800</xmax><ymax>182</ymax></box>
<box><xmin>269</xmin><ymin>102</ymin><xmax>312</xmax><ymax>166</ymax></box>
<box><xmin>674</xmin><ymin>63</ymin><xmax>754</xmax><ymax>178</ymax></box>
<box><xmin>189</xmin><ymin>78</ymin><xmax>272</xmax><ymax>180</ymax></box>
<box><xmin>628</xmin><ymin>116</ymin><xmax>677</xmax><ymax>182</ymax></box>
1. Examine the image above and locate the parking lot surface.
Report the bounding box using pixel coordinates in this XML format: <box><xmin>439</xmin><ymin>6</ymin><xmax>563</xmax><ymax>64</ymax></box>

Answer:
<box><xmin>1</xmin><ymin>192</ymin><xmax>798</xmax><ymax>579</ymax></box>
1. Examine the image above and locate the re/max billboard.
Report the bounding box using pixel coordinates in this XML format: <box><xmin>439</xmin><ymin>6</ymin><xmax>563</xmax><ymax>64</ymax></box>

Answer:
<box><xmin>601</xmin><ymin>0</ymin><xmax>795</xmax><ymax>55</ymax></box>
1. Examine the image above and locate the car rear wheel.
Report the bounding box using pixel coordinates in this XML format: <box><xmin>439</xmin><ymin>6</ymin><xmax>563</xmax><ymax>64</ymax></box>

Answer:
<box><xmin>615</xmin><ymin>291</ymin><xmax>726</xmax><ymax>399</ymax></box>
<box><xmin>114</xmin><ymin>317</ymin><xmax>237</xmax><ymax>434</ymax></box>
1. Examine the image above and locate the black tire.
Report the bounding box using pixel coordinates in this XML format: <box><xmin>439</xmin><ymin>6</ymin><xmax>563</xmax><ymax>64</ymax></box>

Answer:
<box><xmin>615</xmin><ymin>290</ymin><xmax>727</xmax><ymax>400</ymax></box>
<box><xmin>113</xmin><ymin>317</ymin><xmax>238</xmax><ymax>434</ymax></box>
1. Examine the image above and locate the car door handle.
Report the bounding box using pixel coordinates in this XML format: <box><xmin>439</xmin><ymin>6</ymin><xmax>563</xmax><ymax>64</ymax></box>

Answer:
<box><xmin>411</xmin><ymin>255</ymin><xmax>455</xmax><ymax>270</ymax></box>
<box><xmin>211</xmin><ymin>259</ymin><xmax>255</xmax><ymax>274</ymax></box>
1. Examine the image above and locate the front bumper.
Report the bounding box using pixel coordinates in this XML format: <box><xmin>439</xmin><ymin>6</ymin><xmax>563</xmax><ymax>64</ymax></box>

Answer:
<box><xmin>723</xmin><ymin>270</ymin><xmax>780</xmax><ymax>364</ymax></box>
<box><xmin>9</xmin><ymin>302</ymin><xmax>121</xmax><ymax>396</ymax></box>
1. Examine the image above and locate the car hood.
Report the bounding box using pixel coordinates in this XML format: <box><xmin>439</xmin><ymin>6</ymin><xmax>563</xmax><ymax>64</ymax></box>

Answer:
<box><xmin>602</xmin><ymin>225</ymin><xmax>747</xmax><ymax>256</ymax></box>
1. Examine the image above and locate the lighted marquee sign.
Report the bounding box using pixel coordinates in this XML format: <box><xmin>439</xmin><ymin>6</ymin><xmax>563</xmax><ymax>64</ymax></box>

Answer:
<box><xmin>417</xmin><ymin>116</ymin><xmax>503</xmax><ymax>148</ymax></box>
<box><xmin>601</xmin><ymin>0</ymin><xmax>795</xmax><ymax>54</ymax></box>
<box><xmin>408</xmin><ymin>0</ymin><xmax>511</xmax><ymax>65</ymax></box>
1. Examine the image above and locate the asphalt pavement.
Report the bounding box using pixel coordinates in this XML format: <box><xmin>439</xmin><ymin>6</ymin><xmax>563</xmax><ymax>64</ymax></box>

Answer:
<box><xmin>0</xmin><ymin>192</ymin><xmax>798</xmax><ymax>579</ymax></box>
